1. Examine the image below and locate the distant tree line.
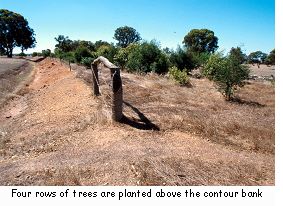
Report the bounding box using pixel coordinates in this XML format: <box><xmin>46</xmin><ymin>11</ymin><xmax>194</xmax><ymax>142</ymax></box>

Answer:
<box><xmin>51</xmin><ymin>25</ymin><xmax>274</xmax><ymax>101</ymax></box>
<box><xmin>0</xmin><ymin>9</ymin><xmax>275</xmax><ymax>101</ymax></box>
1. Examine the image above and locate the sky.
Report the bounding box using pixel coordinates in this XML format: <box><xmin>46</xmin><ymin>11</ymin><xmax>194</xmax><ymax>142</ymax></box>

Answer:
<box><xmin>0</xmin><ymin>0</ymin><xmax>275</xmax><ymax>54</ymax></box>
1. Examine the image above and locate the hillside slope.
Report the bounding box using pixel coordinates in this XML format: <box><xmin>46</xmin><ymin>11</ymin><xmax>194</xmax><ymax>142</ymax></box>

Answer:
<box><xmin>0</xmin><ymin>58</ymin><xmax>274</xmax><ymax>185</ymax></box>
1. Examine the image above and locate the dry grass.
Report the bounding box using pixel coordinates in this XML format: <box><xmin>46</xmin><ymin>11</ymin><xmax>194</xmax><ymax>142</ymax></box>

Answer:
<box><xmin>119</xmin><ymin>72</ymin><xmax>275</xmax><ymax>155</ymax></box>
<box><xmin>0</xmin><ymin>58</ymin><xmax>274</xmax><ymax>186</ymax></box>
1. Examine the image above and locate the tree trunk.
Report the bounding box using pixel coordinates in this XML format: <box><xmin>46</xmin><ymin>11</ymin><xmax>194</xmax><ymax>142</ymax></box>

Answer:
<box><xmin>111</xmin><ymin>68</ymin><xmax>123</xmax><ymax>121</ymax></box>
<box><xmin>6</xmin><ymin>47</ymin><xmax>13</xmax><ymax>58</ymax></box>
<box><xmin>90</xmin><ymin>63</ymin><xmax>100</xmax><ymax>96</ymax></box>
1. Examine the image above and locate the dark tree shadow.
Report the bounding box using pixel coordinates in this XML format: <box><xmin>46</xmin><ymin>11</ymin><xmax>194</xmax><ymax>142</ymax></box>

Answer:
<box><xmin>230</xmin><ymin>97</ymin><xmax>265</xmax><ymax>107</ymax></box>
<box><xmin>120</xmin><ymin>101</ymin><xmax>160</xmax><ymax>131</ymax></box>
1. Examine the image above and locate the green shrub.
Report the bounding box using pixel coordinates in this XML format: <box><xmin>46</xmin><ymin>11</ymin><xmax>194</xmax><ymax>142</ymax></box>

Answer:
<box><xmin>62</xmin><ymin>52</ymin><xmax>76</xmax><ymax>63</ymax></box>
<box><xmin>169</xmin><ymin>47</ymin><xmax>195</xmax><ymax>71</ymax></box>
<box><xmin>190</xmin><ymin>52</ymin><xmax>211</xmax><ymax>68</ymax></box>
<box><xmin>168</xmin><ymin>66</ymin><xmax>189</xmax><ymax>86</ymax></box>
<box><xmin>42</xmin><ymin>49</ymin><xmax>51</xmax><ymax>57</ymax></box>
<box><xmin>18</xmin><ymin>52</ymin><xmax>27</xmax><ymax>57</ymax></box>
<box><xmin>114</xmin><ymin>44</ymin><xmax>139</xmax><ymax>69</ymax></box>
<box><xmin>126</xmin><ymin>41</ymin><xmax>169</xmax><ymax>74</ymax></box>
<box><xmin>203</xmin><ymin>52</ymin><xmax>250</xmax><ymax>101</ymax></box>
<box><xmin>81</xmin><ymin>57</ymin><xmax>94</xmax><ymax>69</ymax></box>
<box><xmin>32</xmin><ymin>52</ymin><xmax>38</xmax><ymax>57</ymax></box>
<box><xmin>74</xmin><ymin>46</ymin><xmax>92</xmax><ymax>63</ymax></box>
<box><xmin>95</xmin><ymin>44</ymin><xmax>117</xmax><ymax>62</ymax></box>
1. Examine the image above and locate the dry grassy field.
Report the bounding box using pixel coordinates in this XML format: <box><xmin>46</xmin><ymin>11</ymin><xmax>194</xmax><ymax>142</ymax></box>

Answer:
<box><xmin>0</xmin><ymin>58</ymin><xmax>275</xmax><ymax>185</ymax></box>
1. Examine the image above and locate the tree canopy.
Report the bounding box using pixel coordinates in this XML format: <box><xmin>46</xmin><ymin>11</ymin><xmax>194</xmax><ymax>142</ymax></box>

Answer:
<box><xmin>203</xmin><ymin>52</ymin><xmax>250</xmax><ymax>101</ymax></box>
<box><xmin>114</xmin><ymin>26</ymin><xmax>141</xmax><ymax>48</ymax></box>
<box><xmin>126</xmin><ymin>41</ymin><xmax>169</xmax><ymax>74</ymax></box>
<box><xmin>229</xmin><ymin>47</ymin><xmax>247</xmax><ymax>64</ymax></box>
<box><xmin>265</xmin><ymin>49</ymin><xmax>275</xmax><ymax>65</ymax></box>
<box><xmin>247</xmin><ymin>51</ymin><xmax>267</xmax><ymax>64</ymax></box>
<box><xmin>54</xmin><ymin>35</ymin><xmax>73</xmax><ymax>52</ymax></box>
<box><xmin>183</xmin><ymin>29</ymin><xmax>218</xmax><ymax>54</ymax></box>
<box><xmin>0</xmin><ymin>9</ymin><xmax>36</xmax><ymax>57</ymax></box>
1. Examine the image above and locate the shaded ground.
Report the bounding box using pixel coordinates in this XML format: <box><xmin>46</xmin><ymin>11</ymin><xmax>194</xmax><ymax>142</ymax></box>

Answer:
<box><xmin>0</xmin><ymin>58</ymin><xmax>34</xmax><ymax>107</ymax></box>
<box><xmin>0</xmin><ymin>58</ymin><xmax>274</xmax><ymax>185</ymax></box>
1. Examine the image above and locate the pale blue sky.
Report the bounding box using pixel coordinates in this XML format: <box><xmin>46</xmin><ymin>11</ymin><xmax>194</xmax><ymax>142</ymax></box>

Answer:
<box><xmin>1</xmin><ymin>0</ymin><xmax>275</xmax><ymax>54</ymax></box>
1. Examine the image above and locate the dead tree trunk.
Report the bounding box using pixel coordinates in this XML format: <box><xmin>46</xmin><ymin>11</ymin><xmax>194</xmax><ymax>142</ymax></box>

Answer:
<box><xmin>91</xmin><ymin>56</ymin><xmax>123</xmax><ymax>122</ymax></box>
<box><xmin>90</xmin><ymin>63</ymin><xmax>100</xmax><ymax>96</ymax></box>
<box><xmin>111</xmin><ymin>68</ymin><xmax>123</xmax><ymax>121</ymax></box>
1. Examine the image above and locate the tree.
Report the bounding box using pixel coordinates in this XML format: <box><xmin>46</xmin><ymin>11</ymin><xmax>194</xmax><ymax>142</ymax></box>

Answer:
<box><xmin>0</xmin><ymin>46</ymin><xmax>5</xmax><ymax>55</ymax></box>
<box><xmin>95</xmin><ymin>44</ymin><xmax>117</xmax><ymax>62</ymax></box>
<box><xmin>203</xmin><ymin>52</ymin><xmax>250</xmax><ymax>101</ymax></box>
<box><xmin>74</xmin><ymin>46</ymin><xmax>92</xmax><ymax>63</ymax></box>
<box><xmin>93</xmin><ymin>40</ymin><xmax>111</xmax><ymax>51</ymax></box>
<box><xmin>183</xmin><ymin>29</ymin><xmax>218</xmax><ymax>54</ymax></box>
<box><xmin>42</xmin><ymin>49</ymin><xmax>51</xmax><ymax>57</ymax></box>
<box><xmin>247</xmin><ymin>51</ymin><xmax>267</xmax><ymax>65</ymax></box>
<box><xmin>0</xmin><ymin>9</ymin><xmax>36</xmax><ymax>57</ymax></box>
<box><xmin>54</xmin><ymin>35</ymin><xmax>73</xmax><ymax>52</ymax></box>
<box><xmin>169</xmin><ymin>46</ymin><xmax>195</xmax><ymax>71</ymax></box>
<box><xmin>265</xmin><ymin>49</ymin><xmax>275</xmax><ymax>65</ymax></box>
<box><xmin>114</xmin><ymin>43</ymin><xmax>139</xmax><ymax>69</ymax></box>
<box><xmin>71</xmin><ymin>40</ymin><xmax>96</xmax><ymax>52</ymax></box>
<box><xmin>114</xmin><ymin>26</ymin><xmax>141</xmax><ymax>48</ymax></box>
<box><xmin>126</xmin><ymin>41</ymin><xmax>169</xmax><ymax>74</ymax></box>
<box><xmin>229</xmin><ymin>47</ymin><xmax>247</xmax><ymax>64</ymax></box>
<box><xmin>190</xmin><ymin>51</ymin><xmax>211</xmax><ymax>68</ymax></box>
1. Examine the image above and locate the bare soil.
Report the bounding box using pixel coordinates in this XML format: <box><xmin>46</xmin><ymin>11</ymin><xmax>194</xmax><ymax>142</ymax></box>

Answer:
<box><xmin>0</xmin><ymin>58</ymin><xmax>274</xmax><ymax>185</ymax></box>
<box><xmin>248</xmin><ymin>64</ymin><xmax>275</xmax><ymax>77</ymax></box>
<box><xmin>0</xmin><ymin>58</ymin><xmax>34</xmax><ymax>107</ymax></box>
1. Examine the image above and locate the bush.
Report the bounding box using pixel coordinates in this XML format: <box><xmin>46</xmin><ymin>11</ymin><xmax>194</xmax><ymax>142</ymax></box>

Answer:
<box><xmin>126</xmin><ymin>41</ymin><xmax>169</xmax><ymax>74</ymax></box>
<box><xmin>190</xmin><ymin>52</ymin><xmax>210</xmax><ymax>68</ymax></box>
<box><xmin>169</xmin><ymin>47</ymin><xmax>195</xmax><ymax>71</ymax></box>
<box><xmin>74</xmin><ymin>46</ymin><xmax>92</xmax><ymax>63</ymax></box>
<box><xmin>113</xmin><ymin>44</ymin><xmax>138</xmax><ymax>69</ymax></box>
<box><xmin>81</xmin><ymin>57</ymin><xmax>95</xmax><ymax>69</ymax></box>
<box><xmin>18</xmin><ymin>52</ymin><xmax>27</xmax><ymax>57</ymax></box>
<box><xmin>168</xmin><ymin>66</ymin><xmax>189</xmax><ymax>86</ymax></box>
<box><xmin>95</xmin><ymin>44</ymin><xmax>117</xmax><ymax>62</ymax></box>
<box><xmin>62</xmin><ymin>52</ymin><xmax>76</xmax><ymax>63</ymax></box>
<box><xmin>42</xmin><ymin>49</ymin><xmax>51</xmax><ymax>57</ymax></box>
<box><xmin>203</xmin><ymin>52</ymin><xmax>250</xmax><ymax>101</ymax></box>
<box><xmin>32</xmin><ymin>52</ymin><xmax>38</xmax><ymax>57</ymax></box>
<box><xmin>265</xmin><ymin>49</ymin><xmax>275</xmax><ymax>65</ymax></box>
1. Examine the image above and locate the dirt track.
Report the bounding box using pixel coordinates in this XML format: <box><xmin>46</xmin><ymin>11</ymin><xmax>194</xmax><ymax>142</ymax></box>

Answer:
<box><xmin>0</xmin><ymin>58</ymin><xmax>274</xmax><ymax>185</ymax></box>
